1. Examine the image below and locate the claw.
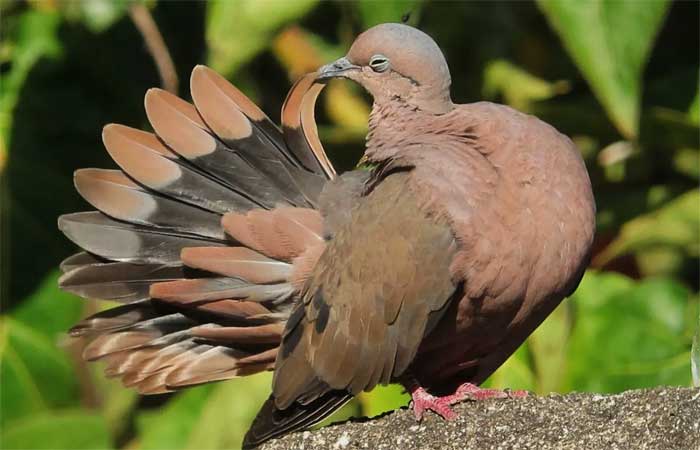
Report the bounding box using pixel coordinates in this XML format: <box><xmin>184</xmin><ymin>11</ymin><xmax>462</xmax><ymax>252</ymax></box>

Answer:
<box><xmin>407</xmin><ymin>382</ymin><xmax>528</xmax><ymax>421</ymax></box>
<box><xmin>410</xmin><ymin>386</ymin><xmax>459</xmax><ymax>421</ymax></box>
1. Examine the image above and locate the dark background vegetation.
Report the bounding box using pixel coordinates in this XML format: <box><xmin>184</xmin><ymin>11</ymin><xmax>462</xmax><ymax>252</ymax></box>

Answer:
<box><xmin>1</xmin><ymin>1</ymin><xmax>698</xmax><ymax>449</ymax></box>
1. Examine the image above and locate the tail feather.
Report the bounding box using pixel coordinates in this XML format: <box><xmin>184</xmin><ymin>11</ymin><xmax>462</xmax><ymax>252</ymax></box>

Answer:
<box><xmin>59</xmin><ymin>252</ymin><xmax>103</xmax><ymax>273</ymax></box>
<box><xmin>145</xmin><ymin>88</ymin><xmax>294</xmax><ymax>209</ymax></box>
<box><xmin>60</xmin><ymin>263</ymin><xmax>184</xmax><ymax>304</ymax></box>
<box><xmin>189</xmin><ymin>65</ymin><xmax>294</xmax><ymax>164</ymax></box>
<box><xmin>69</xmin><ymin>303</ymin><xmax>161</xmax><ymax>336</ymax></box>
<box><xmin>149</xmin><ymin>278</ymin><xmax>294</xmax><ymax>304</ymax></box>
<box><xmin>181</xmin><ymin>247</ymin><xmax>292</xmax><ymax>283</ymax></box>
<box><xmin>190</xmin><ymin>323</ymin><xmax>284</xmax><ymax>344</ymax></box>
<box><xmin>103</xmin><ymin>124</ymin><xmax>258</xmax><ymax>214</ymax></box>
<box><xmin>58</xmin><ymin>67</ymin><xmax>347</xmax><ymax>436</ymax></box>
<box><xmin>191</xmin><ymin>66</ymin><xmax>325</xmax><ymax>208</ymax></box>
<box><xmin>59</xmin><ymin>212</ymin><xmax>225</xmax><ymax>265</ymax></box>
<box><xmin>243</xmin><ymin>391</ymin><xmax>352</xmax><ymax>450</ymax></box>
<box><xmin>75</xmin><ymin>168</ymin><xmax>224</xmax><ymax>239</ymax></box>
<box><xmin>82</xmin><ymin>313</ymin><xmax>194</xmax><ymax>361</ymax></box>
<box><xmin>189</xmin><ymin>300</ymin><xmax>274</xmax><ymax>323</ymax></box>
<box><xmin>281</xmin><ymin>73</ymin><xmax>336</xmax><ymax>180</ymax></box>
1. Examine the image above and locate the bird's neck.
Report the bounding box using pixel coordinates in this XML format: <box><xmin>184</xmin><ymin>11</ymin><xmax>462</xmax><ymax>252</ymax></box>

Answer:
<box><xmin>366</xmin><ymin>99</ymin><xmax>423</xmax><ymax>162</ymax></box>
<box><xmin>364</xmin><ymin>98</ymin><xmax>459</xmax><ymax>163</ymax></box>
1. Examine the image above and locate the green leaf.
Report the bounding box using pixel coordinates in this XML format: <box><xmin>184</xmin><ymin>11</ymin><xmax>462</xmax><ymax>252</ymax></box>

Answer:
<box><xmin>357</xmin><ymin>384</ymin><xmax>409</xmax><ymax>418</ymax></box>
<box><xmin>137</xmin><ymin>385</ymin><xmax>215</xmax><ymax>450</ymax></box>
<box><xmin>538</xmin><ymin>0</ymin><xmax>670</xmax><ymax>138</ymax></box>
<box><xmin>528</xmin><ymin>302</ymin><xmax>571</xmax><ymax>394</ymax></box>
<box><xmin>0</xmin><ymin>10</ymin><xmax>62</xmax><ymax>169</ymax></box>
<box><xmin>0</xmin><ymin>411</ymin><xmax>112</xmax><ymax>450</ymax></box>
<box><xmin>205</xmin><ymin>0</ymin><xmax>318</xmax><ymax>77</ymax></box>
<box><xmin>92</xmin><ymin>367</ymin><xmax>138</xmax><ymax>439</ymax></box>
<box><xmin>594</xmin><ymin>185</ymin><xmax>687</xmax><ymax>233</ymax></box>
<box><xmin>482</xmin><ymin>59</ymin><xmax>569</xmax><ymax>111</ymax></box>
<box><xmin>358</xmin><ymin>0</ymin><xmax>423</xmax><ymax>27</ymax></box>
<box><xmin>672</xmin><ymin>148</ymin><xmax>700</xmax><ymax>179</ymax></box>
<box><xmin>692</xmin><ymin>304</ymin><xmax>699</xmax><ymax>387</ymax></box>
<box><xmin>0</xmin><ymin>317</ymin><xmax>79</xmax><ymax>428</ymax></box>
<box><xmin>595</xmin><ymin>189</ymin><xmax>700</xmax><ymax>266</ymax></box>
<box><xmin>58</xmin><ymin>0</ymin><xmax>130</xmax><ymax>33</ymax></box>
<box><xmin>184</xmin><ymin>374</ymin><xmax>271</xmax><ymax>450</ymax></box>
<box><xmin>12</xmin><ymin>269</ymin><xmax>84</xmax><ymax>339</ymax></box>
<box><xmin>138</xmin><ymin>373</ymin><xmax>271</xmax><ymax>450</ymax></box>
<box><xmin>483</xmin><ymin>345</ymin><xmax>536</xmax><ymax>392</ymax></box>
<box><xmin>688</xmin><ymin>81</ymin><xmax>699</xmax><ymax>126</ymax></box>
<box><xmin>641</xmin><ymin>107</ymin><xmax>700</xmax><ymax>152</ymax></box>
<box><xmin>313</xmin><ymin>399</ymin><xmax>361</xmax><ymax>429</ymax></box>
<box><xmin>564</xmin><ymin>271</ymin><xmax>692</xmax><ymax>392</ymax></box>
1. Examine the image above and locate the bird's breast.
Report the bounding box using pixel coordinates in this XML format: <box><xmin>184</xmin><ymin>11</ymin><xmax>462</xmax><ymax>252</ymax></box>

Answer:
<box><xmin>404</xmin><ymin>106</ymin><xmax>595</xmax><ymax>389</ymax></box>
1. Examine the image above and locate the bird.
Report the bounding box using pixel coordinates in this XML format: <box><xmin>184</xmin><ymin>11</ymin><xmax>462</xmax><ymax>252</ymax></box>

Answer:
<box><xmin>58</xmin><ymin>23</ymin><xmax>595</xmax><ymax>449</ymax></box>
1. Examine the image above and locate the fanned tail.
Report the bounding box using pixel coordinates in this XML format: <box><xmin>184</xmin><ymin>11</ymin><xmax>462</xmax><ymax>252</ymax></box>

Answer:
<box><xmin>58</xmin><ymin>67</ymin><xmax>335</xmax><ymax>396</ymax></box>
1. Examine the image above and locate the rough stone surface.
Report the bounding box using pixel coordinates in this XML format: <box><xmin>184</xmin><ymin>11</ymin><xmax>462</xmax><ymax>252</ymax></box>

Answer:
<box><xmin>260</xmin><ymin>387</ymin><xmax>700</xmax><ymax>450</ymax></box>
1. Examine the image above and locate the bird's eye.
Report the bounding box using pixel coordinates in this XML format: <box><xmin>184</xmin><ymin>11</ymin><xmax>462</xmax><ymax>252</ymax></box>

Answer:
<box><xmin>369</xmin><ymin>55</ymin><xmax>390</xmax><ymax>73</ymax></box>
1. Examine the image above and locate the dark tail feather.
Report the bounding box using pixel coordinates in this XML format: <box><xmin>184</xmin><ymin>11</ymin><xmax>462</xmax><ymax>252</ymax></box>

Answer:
<box><xmin>242</xmin><ymin>390</ymin><xmax>352</xmax><ymax>450</ymax></box>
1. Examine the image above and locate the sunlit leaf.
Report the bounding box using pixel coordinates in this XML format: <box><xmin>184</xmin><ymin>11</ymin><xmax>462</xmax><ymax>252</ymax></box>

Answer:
<box><xmin>0</xmin><ymin>318</ymin><xmax>79</xmax><ymax>428</ymax></box>
<box><xmin>672</xmin><ymin>148</ymin><xmax>700</xmax><ymax>179</ymax></box>
<box><xmin>357</xmin><ymin>384</ymin><xmax>409</xmax><ymax>418</ymax></box>
<box><xmin>594</xmin><ymin>185</ymin><xmax>687</xmax><ymax>233</ymax></box>
<box><xmin>138</xmin><ymin>385</ymin><xmax>214</xmax><ymax>450</ymax></box>
<box><xmin>358</xmin><ymin>0</ymin><xmax>423</xmax><ymax>27</ymax></box>
<box><xmin>313</xmin><ymin>399</ymin><xmax>361</xmax><ymax>429</ymax></box>
<box><xmin>184</xmin><ymin>374</ymin><xmax>271</xmax><ymax>450</ymax></box>
<box><xmin>92</xmin><ymin>366</ymin><xmax>138</xmax><ymax>439</ymax></box>
<box><xmin>692</xmin><ymin>306</ymin><xmax>699</xmax><ymax>387</ymax></box>
<box><xmin>325</xmin><ymin>81</ymin><xmax>370</xmax><ymax>131</ymax></box>
<box><xmin>688</xmin><ymin>85</ymin><xmax>699</xmax><ymax>126</ymax></box>
<box><xmin>635</xmin><ymin>247</ymin><xmax>686</xmax><ymax>279</ymax></box>
<box><xmin>564</xmin><ymin>271</ymin><xmax>692</xmax><ymax>392</ymax></box>
<box><xmin>484</xmin><ymin>345</ymin><xmax>536</xmax><ymax>392</ymax></box>
<box><xmin>11</xmin><ymin>269</ymin><xmax>84</xmax><ymax>339</ymax></box>
<box><xmin>0</xmin><ymin>10</ymin><xmax>62</xmax><ymax>170</ymax></box>
<box><xmin>0</xmin><ymin>411</ymin><xmax>112</xmax><ymax>450</ymax></box>
<box><xmin>528</xmin><ymin>302</ymin><xmax>571</xmax><ymax>394</ymax></box>
<box><xmin>273</xmin><ymin>26</ymin><xmax>340</xmax><ymax>78</ymax></box>
<box><xmin>482</xmin><ymin>59</ymin><xmax>569</xmax><ymax>112</ymax></box>
<box><xmin>206</xmin><ymin>0</ymin><xmax>318</xmax><ymax>77</ymax></box>
<box><xmin>595</xmin><ymin>189</ymin><xmax>700</xmax><ymax>266</ymax></box>
<box><xmin>138</xmin><ymin>374</ymin><xmax>271</xmax><ymax>450</ymax></box>
<box><xmin>57</xmin><ymin>0</ymin><xmax>130</xmax><ymax>33</ymax></box>
<box><xmin>538</xmin><ymin>0</ymin><xmax>670</xmax><ymax>138</ymax></box>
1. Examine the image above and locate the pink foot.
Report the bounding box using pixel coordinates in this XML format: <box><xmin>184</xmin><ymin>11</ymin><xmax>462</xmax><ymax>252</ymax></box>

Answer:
<box><xmin>409</xmin><ymin>386</ymin><xmax>460</xmax><ymax>421</ymax></box>
<box><xmin>407</xmin><ymin>382</ymin><xmax>528</xmax><ymax>421</ymax></box>
<box><xmin>453</xmin><ymin>383</ymin><xmax>528</xmax><ymax>401</ymax></box>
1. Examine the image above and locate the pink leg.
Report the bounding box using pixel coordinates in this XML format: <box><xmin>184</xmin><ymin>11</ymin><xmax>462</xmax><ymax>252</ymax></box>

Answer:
<box><xmin>406</xmin><ymin>381</ymin><xmax>528</xmax><ymax>421</ymax></box>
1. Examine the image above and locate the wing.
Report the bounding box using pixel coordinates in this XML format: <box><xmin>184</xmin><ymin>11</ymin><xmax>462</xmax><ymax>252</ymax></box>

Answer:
<box><xmin>272</xmin><ymin>171</ymin><xmax>458</xmax><ymax>409</ymax></box>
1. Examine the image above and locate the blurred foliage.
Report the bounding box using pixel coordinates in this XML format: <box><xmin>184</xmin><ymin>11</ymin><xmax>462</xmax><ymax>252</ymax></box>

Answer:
<box><xmin>205</xmin><ymin>0</ymin><xmax>318</xmax><ymax>76</ymax></box>
<box><xmin>538</xmin><ymin>0</ymin><xmax>671</xmax><ymax>138</ymax></box>
<box><xmin>1</xmin><ymin>1</ymin><xmax>698</xmax><ymax>449</ymax></box>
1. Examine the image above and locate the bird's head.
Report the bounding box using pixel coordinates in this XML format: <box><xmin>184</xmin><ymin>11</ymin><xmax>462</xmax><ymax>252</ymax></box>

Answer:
<box><xmin>317</xmin><ymin>23</ymin><xmax>453</xmax><ymax>114</ymax></box>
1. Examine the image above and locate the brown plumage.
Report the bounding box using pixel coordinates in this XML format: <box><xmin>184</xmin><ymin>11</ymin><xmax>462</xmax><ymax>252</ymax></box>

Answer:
<box><xmin>248</xmin><ymin>23</ymin><xmax>594</xmax><ymax>447</ymax></box>
<box><xmin>58</xmin><ymin>23</ymin><xmax>595</xmax><ymax>449</ymax></box>
<box><xmin>58</xmin><ymin>64</ymin><xmax>332</xmax><ymax>400</ymax></box>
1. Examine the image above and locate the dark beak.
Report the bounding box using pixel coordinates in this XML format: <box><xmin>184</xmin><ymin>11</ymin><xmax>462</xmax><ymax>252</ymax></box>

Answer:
<box><xmin>317</xmin><ymin>57</ymin><xmax>360</xmax><ymax>81</ymax></box>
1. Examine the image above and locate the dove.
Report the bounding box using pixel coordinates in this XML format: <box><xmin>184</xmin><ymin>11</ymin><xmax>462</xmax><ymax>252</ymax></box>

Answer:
<box><xmin>58</xmin><ymin>23</ymin><xmax>595</xmax><ymax>449</ymax></box>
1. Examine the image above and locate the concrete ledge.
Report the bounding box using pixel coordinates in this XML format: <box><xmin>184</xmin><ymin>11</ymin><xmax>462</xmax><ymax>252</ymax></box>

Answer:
<box><xmin>261</xmin><ymin>387</ymin><xmax>700</xmax><ymax>450</ymax></box>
